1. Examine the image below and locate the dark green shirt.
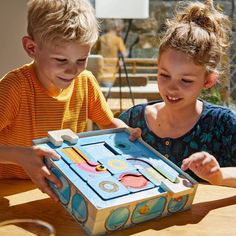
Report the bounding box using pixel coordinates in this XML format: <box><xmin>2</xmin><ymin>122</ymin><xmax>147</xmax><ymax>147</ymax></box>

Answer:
<box><xmin>119</xmin><ymin>100</ymin><xmax>236</xmax><ymax>181</ymax></box>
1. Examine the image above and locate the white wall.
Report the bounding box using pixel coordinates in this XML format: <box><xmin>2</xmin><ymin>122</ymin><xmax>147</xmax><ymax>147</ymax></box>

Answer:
<box><xmin>0</xmin><ymin>0</ymin><xmax>30</xmax><ymax>77</ymax></box>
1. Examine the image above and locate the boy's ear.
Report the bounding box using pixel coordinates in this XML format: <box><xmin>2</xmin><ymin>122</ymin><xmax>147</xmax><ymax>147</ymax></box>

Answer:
<box><xmin>22</xmin><ymin>36</ymin><xmax>37</xmax><ymax>58</ymax></box>
<box><xmin>203</xmin><ymin>72</ymin><xmax>218</xmax><ymax>89</ymax></box>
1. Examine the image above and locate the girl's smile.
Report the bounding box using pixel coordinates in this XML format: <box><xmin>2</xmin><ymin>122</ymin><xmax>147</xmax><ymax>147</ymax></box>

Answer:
<box><xmin>157</xmin><ymin>48</ymin><xmax>207</xmax><ymax>110</ymax></box>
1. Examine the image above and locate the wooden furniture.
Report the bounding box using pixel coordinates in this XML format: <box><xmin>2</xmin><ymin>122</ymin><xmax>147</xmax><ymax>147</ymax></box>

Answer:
<box><xmin>107</xmin><ymin>98</ymin><xmax>147</xmax><ymax>116</ymax></box>
<box><xmin>101</xmin><ymin>80</ymin><xmax>161</xmax><ymax>101</ymax></box>
<box><xmin>103</xmin><ymin>57</ymin><xmax>157</xmax><ymax>80</ymax></box>
<box><xmin>101</xmin><ymin>57</ymin><xmax>159</xmax><ymax>103</ymax></box>
<box><xmin>0</xmin><ymin>180</ymin><xmax>235</xmax><ymax>236</ymax></box>
<box><xmin>87</xmin><ymin>55</ymin><xmax>159</xmax><ymax>100</ymax></box>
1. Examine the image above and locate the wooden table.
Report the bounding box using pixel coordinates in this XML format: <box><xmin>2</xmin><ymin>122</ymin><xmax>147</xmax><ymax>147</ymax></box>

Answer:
<box><xmin>0</xmin><ymin>180</ymin><xmax>236</xmax><ymax>236</ymax></box>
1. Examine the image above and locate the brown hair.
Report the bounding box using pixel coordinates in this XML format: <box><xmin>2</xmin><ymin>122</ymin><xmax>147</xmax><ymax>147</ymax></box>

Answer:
<box><xmin>159</xmin><ymin>0</ymin><xmax>231</xmax><ymax>74</ymax></box>
<box><xmin>27</xmin><ymin>0</ymin><xmax>99</xmax><ymax>45</ymax></box>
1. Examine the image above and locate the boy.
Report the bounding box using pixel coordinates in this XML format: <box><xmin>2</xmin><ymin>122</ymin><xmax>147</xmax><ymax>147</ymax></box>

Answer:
<box><xmin>0</xmin><ymin>0</ymin><xmax>138</xmax><ymax>200</ymax></box>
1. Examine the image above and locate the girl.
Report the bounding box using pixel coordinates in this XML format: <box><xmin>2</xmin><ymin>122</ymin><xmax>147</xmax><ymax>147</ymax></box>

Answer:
<box><xmin>120</xmin><ymin>0</ymin><xmax>236</xmax><ymax>187</ymax></box>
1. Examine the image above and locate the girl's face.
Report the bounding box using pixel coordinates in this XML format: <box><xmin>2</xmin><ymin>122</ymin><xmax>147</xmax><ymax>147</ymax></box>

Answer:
<box><xmin>24</xmin><ymin>37</ymin><xmax>91</xmax><ymax>96</ymax></box>
<box><xmin>157</xmin><ymin>48</ymin><xmax>209</xmax><ymax>110</ymax></box>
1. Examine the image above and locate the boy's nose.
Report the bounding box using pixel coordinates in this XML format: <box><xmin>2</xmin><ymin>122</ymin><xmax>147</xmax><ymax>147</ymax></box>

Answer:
<box><xmin>65</xmin><ymin>64</ymin><xmax>79</xmax><ymax>76</ymax></box>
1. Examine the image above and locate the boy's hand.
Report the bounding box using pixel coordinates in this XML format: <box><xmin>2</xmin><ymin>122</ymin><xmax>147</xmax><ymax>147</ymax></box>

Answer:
<box><xmin>128</xmin><ymin>127</ymin><xmax>142</xmax><ymax>141</ymax></box>
<box><xmin>19</xmin><ymin>146</ymin><xmax>62</xmax><ymax>201</ymax></box>
<box><xmin>181</xmin><ymin>151</ymin><xmax>223</xmax><ymax>185</ymax></box>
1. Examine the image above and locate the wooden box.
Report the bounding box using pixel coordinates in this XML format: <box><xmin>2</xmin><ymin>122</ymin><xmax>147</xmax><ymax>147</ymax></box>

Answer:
<box><xmin>33</xmin><ymin>128</ymin><xmax>198</xmax><ymax>236</ymax></box>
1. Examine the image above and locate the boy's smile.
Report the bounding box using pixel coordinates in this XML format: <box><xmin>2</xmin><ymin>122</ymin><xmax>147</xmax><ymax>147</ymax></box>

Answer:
<box><xmin>23</xmin><ymin>37</ymin><xmax>91</xmax><ymax>97</ymax></box>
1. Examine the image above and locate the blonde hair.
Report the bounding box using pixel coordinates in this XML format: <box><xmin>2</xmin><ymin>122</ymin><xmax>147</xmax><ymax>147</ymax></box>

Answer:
<box><xmin>159</xmin><ymin>0</ymin><xmax>231</xmax><ymax>74</ymax></box>
<box><xmin>27</xmin><ymin>0</ymin><xmax>99</xmax><ymax>45</ymax></box>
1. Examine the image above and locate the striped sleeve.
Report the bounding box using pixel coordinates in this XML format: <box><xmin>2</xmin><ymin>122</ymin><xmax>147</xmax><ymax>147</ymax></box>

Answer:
<box><xmin>86</xmin><ymin>72</ymin><xmax>114</xmax><ymax>125</ymax></box>
<box><xmin>0</xmin><ymin>72</ymin><xmax>21</xmax><ymax>130</ymax></box>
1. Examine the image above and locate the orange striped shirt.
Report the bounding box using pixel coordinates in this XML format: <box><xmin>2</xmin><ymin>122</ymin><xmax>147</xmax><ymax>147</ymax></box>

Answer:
<box><xmin>0</xmin><ymin>63</ymin><xmax>114</xmax><ymax>179</ymax></box>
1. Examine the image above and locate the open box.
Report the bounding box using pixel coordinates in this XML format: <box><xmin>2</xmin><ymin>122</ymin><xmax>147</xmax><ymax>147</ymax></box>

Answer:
<box><xmin>33</xmin><ymin>128</ymin><xmax>198</xmax><ymax>236</ymax></box>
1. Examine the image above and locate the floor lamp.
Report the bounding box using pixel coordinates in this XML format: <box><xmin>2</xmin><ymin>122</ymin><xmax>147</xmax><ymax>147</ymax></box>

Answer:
<box><xmin>95</xmin><ymin>0</ymin><xmax>149</xmax><ymax>112</ymax></box>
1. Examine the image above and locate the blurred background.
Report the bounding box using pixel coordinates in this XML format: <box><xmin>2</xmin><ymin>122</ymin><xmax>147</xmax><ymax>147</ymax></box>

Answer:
<box><xmin>0</xmin><ymin>0</ymin><xmax>235</xmax><ymax>108</ymax></box>
<box><xmin>91</xmin><ymin>0</ymin><xmax>236</xmax><ymax>108</ymax></box>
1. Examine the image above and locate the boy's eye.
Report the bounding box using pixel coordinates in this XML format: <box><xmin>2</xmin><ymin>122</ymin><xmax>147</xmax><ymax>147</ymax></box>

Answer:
<box><xmin>76</xmin><ymin>58</ymin><xmax>87</xmax><ymax>64</ymax></box>
<box><xmin>55</xmin><ymin>58</ymin><xmax>67</xmax><ymax>63</ymax></box>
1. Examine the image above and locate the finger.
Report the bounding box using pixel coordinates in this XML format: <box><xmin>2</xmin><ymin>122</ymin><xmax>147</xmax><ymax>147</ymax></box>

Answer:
<box><xmin>39</xmin><ymin>181</ymin><xmax>60</xmax><ymax>202</ymax></box>
<box><xmin>181</xmin><ymin>159</ymin><xmax>190</xmax><ymax>170</ymax></box>
<box><xmin>42</xmin><ymin>166</ymin><xmax>62</xmax><ymax>189</ymax></box>
<box><xmin>209</xmin><ymin>165</ymin><xmax>220</xmax><ymax>174</ymax></box>
<box><xmin>33</xmin><ymin>146</ymin><xmax>61</xmax><ymax>160</ymax></box>
<box><xmin>190</xmin><ymin>152</ymin><xmax>207</xmax><ymax>164</ymax></box>
<box><xmin>181</xmin><ymin>152</ymin><xmax>207</xmax><ymax>170</ymax></box>
<box><xmin>181</xmin><ymin>157</ymin><xmax>202</xmax><ymax>170</ymax></box>
<box><xmin>37</xmin><ymin>167</ymin><xmax>62</xmax><ymax>201</ymax></box>
<box><xmin>41</xmin><ymin>149</ymin><xmax>61</xmax><ymax>160</ymax></box>
<box><xmin>30</xmin><ymin>173</ymin><xmax>60</xmax><ymax>202</ymax></box>
<box><xmin>201</xmin><ymin>155</ymin><xmax>217</xmax><ymax>167</ymax></box>
<box><xmin>129</xmin><ymin>128</ymin><xmax>142</xmax><ymax>141</ymax></box>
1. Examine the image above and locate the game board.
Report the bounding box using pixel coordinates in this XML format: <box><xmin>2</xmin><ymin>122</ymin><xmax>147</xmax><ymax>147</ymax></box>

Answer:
<box><xmin>33</xmin><ymin>128</ymin><xmax>198</xmax><ymax>236</ymax></box>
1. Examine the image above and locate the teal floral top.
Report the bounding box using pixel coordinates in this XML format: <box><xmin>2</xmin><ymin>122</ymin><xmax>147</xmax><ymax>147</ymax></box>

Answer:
<box><xmin>119</xmin><ymin>100</ymin><xmax>236</xmax><ymax>181</ymax></box>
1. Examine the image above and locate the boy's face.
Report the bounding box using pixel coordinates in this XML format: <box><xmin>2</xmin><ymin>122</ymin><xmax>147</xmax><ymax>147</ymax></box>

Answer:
<box><xmin>23</xmin><ymin>37</ymin><xmax>91</xmax><ymax>96</ymax></box>
<box><xmin>157</xmin><ymin>48</ymin><xmax>215</xmax><ymax>111</ymax></box>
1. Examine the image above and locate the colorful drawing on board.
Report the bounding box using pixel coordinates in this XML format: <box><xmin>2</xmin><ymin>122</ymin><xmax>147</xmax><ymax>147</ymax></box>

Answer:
<box><xmin>167</xmin><ymin>195</ymin><xmax>188</xmax><ymax>213</ymax></box>
<box><xmin>71</xmin><ymin>192</ymin><xmax>88</xmax><ymax>223</ymax></box>
<box><xmin>131</xmin><ymin>197</ymin><xmax>167</xmax><ymax>224</ymax></box>
<box><xmin>48</xmin><ymin>167</ymin><xmax>70</xmax><ymax>205</ymax></box>
<box><xmin>105</xmin><ymin>207</ymin><xmax>130</xmax><ymax>231</ymax></box>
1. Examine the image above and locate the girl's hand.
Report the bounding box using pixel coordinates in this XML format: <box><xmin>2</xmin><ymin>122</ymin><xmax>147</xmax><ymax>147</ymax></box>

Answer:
<box><xmin>18</xmin><ymin>146</ymin><xmax>62</xmax><ymax>201</ymax></box>
<box><xmin>181</xmin><ymin>151</ymin><xmax>223</xmax><ymax>185</ymax></box>
<box><xmin>128</xmin><ymin>127</ymin><xmax>142</xmax><ymax>141</ymax></box>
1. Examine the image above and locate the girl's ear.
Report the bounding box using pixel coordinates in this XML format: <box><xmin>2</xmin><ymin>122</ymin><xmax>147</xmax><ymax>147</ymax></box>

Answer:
<box><xmin>22</xmin><ymin>36</ymin><xmax>37</xmax><ymax>58</ymax></box>
<box><xmin>203</xmin><ymin>72</ymin><xmax>218</xmax><ymax>89</ymax></box>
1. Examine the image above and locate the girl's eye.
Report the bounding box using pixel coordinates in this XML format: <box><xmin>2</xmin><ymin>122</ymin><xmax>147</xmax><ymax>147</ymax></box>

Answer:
<box><xmin>182</xmin><ymin>79</ymin><xmax>193</xmax><ymax>84</ymax></box>
<box><xmin>158</xmin><ymin>73</ymin><xmax>169</xmax><ymax>79</ymax></box>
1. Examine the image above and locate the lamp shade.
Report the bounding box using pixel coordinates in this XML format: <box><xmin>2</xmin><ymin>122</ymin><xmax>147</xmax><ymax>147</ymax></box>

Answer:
<box><xmin>95</xmin><ymin>0</ymin><xmax>149</xmax><ymax>19</ymax></box>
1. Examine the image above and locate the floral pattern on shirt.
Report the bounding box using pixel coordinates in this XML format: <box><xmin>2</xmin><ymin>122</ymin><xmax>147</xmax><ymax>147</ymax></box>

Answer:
<box><xmin>119</xmin><ymin>100</ymin><xmax>236</xmax><ymax>181</ymax></box>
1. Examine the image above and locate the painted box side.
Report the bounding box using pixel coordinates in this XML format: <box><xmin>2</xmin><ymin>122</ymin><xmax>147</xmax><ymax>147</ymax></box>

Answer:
<box><xmin>33</xmin><ymin>128</ymin><xmax>198</xmax><ymax>235</ymax></box>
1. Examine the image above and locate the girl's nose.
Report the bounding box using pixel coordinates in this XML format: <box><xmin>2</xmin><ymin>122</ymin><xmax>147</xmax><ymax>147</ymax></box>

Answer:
<box><xmin>168</xmin><ymin>80</ymin><xmax>179</xmax><ymax>91</ymax></box>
